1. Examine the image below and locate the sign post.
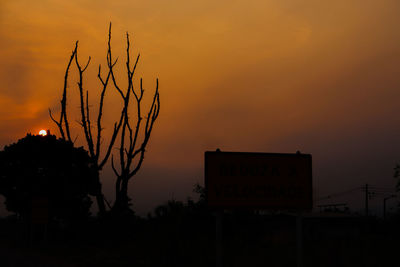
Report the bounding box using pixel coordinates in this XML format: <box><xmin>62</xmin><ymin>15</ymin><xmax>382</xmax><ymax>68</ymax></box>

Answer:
<box><xmin>215</xmin><ymin>211</ymin><xmax>223</xmax><ymax>267</ymax></box>
<box><xmin>205</xmin><ymin>151</ymin><xmax>312</xmax><ymax>267</ymax></box>
<box><xmin>296</xmin><ymin>213</ymin><xmax>303</xmax><ymax>267</ymax></box>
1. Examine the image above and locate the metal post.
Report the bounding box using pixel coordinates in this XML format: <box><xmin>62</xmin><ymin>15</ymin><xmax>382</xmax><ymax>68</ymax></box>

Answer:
<box><xmin>383</xmin><ymin>195</ymin><xmax>396</xmax><ymax>220</ymax></box>
<box><xmin>296</xmin><ymin>213</ymin><xmax>303</xmax><ymax>267</ymax></box>
<box><xmin>365</xmin><ymin>184</ymin><xmax>369</xmax><ymax>217</ymax></box>
<box><xmin>383</xmin><ymin>197</ymin><xmax>387</xmax><ymax>220</ymax></box>
<box><xmin>216</xmin><ymin>211</ymin><xmax>223</xmax><ymax>267</ymax></box>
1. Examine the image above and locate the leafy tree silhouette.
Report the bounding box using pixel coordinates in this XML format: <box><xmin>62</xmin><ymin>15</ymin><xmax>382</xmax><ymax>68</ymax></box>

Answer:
<box><xmin>0</xmin><ymin>133</ymin><xmax>94</xmax><ymax>221</ymax></box>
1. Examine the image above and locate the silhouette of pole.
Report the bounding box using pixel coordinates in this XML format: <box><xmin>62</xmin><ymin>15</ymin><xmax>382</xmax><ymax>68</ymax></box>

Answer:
<box><xmin>383</xmin><ymin>196</ymin><xmax>388</xmax><ymax>220</ymax></box>
<box><xmin>365</xmin><ymin>184</ymin><xmax>369</xmax><ymax>217</ymax></box>
<box><xmin>216</xmin><ymin>211</ymin><xmax>223</xmax><ymax>267</ymax></box>
<box><xmin>296</xmin><ymin>213</ymin><xmax>303</xmax><ymax>267</ymax></box>
<box><xmin>383</xmin><ymin>195</ymin><xmax>396</xmax><ymax>220</ymax></box>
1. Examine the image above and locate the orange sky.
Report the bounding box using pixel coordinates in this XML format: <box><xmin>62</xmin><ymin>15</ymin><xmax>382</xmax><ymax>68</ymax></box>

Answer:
<box><xmin>1</xmin><ymin>0</ymin><xmax>400</xmax><ymax>214</ymax></box>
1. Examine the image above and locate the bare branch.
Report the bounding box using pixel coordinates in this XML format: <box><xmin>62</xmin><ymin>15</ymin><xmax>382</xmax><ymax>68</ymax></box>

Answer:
<box><xmin>98</xmin><ymin>116</ymin><xmax>124</xmax><ymax>169</ymax></box>
<box><xmin>103</xmin><ymin>195</ymin><xmax>112</xmax><ymax>209</ymax></box>
<box><xmin>128</xmin><ymin>148</ymin><xmax>146</xmax><ymax>179</ymax></box>
<box><xmin>130</xmin><ymin>54</ymin><xmax>140</xmax><ymax>80</ymax></box>
<box><xmin>53</xmin><ymin>42</ymin><xmax>78</xmax><ymax>142</ymax></box>
<box><xmin>126</xmin><ymin>32</ymin><xmax>131</xmax><ymax>73</ymax></box>
<box><xmin>75</xmin><ymin>49</ymin><xmax>95</xmax><ymax>158</ymax></box>
<box><xmin>119</xmin><ymin>108</ymin><xmax>128</xmax><ymax>174</ymax></box>
<box><xmin>111</xmin><ymin>155</ymin><xmax>120</xmax><ymax>177</ymax></box>
<box><xmin>127</xmin><ymin>78</ymin><xmax>143</xmax><ymax>158</ymax></box>
<box><xmin>98</xmin><ymin>65</ymin><xmax>105</xmax><ymax>86</ymax></box>
<box><xmin>126</xmin><ymin>117</ymin><xmax>134</xmax><ymax>153</ymax></box>
<box><xmin>126</xmin><ymin>79</ymin><xmax>160</xmax><ymax>179</ymax></box>
<box><xmin>95</xmin><ymin>62</ymin><xmax>112</xmax><ymax>160</ymax></box>
<box><xmin>86</xmin><ymin>91</ymin><xmax>94</xmax><ymax>147</ymax></box>
<box><xmin>49</xmin><ymin>109</ymin><xmax>65</xmax><ymax>139</ymax></box>
<box><xmin>144</xmin><ymin>79</ymin><xmax>160</xmax><ymax>137</ymax></box>
<box><xmin>107</xmin><ymin>23</ymin><xmax>124</xmax><ymax>98</ymax></box>
<box><xmin>82</xmin><ymin>56</ymin><xmax>91</xmax><ymax>72</ymax></box>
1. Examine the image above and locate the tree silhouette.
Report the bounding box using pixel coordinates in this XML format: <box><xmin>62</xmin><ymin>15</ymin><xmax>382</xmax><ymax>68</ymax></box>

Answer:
<box><xmin>111</xmin><ymin>76</ymin><xmax>159</xmax><ymax>213</ymax></box>
<box><xmin>0</xmin><ymin>133</ymin><xmax>93</xmax><ymax>221</ymax></box>
<box><xmin>49</xmin><ymin>23</ymin><xmax>160</xmax><ymax>215</ymax></box>
<box><xmin>394</xmin><ymin>164</ymin><xmax>400</xmax><ymax>208</ymax></box>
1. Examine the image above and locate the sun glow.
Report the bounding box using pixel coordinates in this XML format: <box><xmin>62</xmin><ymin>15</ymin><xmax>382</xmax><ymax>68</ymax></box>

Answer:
<box><xmin>39</xmin><ymin>130</ymin><xmax>47</xmax><ymax>136</ymax></box>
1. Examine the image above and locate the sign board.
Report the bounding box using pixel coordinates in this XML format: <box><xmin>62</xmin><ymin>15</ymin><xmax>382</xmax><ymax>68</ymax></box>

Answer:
<box><xmin>205</xmin><ymin>151</ymin><xmax>312</xmax><ymax>209</ymax></box>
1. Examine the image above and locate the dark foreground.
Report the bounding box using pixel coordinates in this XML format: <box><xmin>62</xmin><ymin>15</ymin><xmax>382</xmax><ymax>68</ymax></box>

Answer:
<box><xmin>0</xmin><ymin>211</ymin><xmax>399</xmax><ymax>267</ymax></box>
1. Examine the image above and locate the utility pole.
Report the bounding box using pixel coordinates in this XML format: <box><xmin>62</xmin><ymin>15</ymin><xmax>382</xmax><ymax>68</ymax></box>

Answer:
<box><xmin>215</xmin><ymin>211</ymin><xmax>223</xmax><ymax>267</ymax></box>
<box><xmin>365</xmin><ymin>184</ymin><xmax>369</xmax><ymax>217</ymax></box>
<box><xmin>383</xmin><ymin>195</ymin><xmax>396</xmax><ymax>220</ymax></box>
<box><xmin>296</xmin><ymin>213</ymin><xmax>303</xmax><ymax>267</ymax></box>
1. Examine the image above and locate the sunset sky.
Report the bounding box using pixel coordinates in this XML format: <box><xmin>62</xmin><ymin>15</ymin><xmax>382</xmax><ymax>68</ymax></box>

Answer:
<box><xmin>1</xmin><ymin>0</ymin><xmax>400</xmax><ymax>215</ymax></box>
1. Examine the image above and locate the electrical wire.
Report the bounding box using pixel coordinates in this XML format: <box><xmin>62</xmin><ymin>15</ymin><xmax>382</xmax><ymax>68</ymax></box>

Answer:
<box><xmin>315</xmin><ymin>187</ymin><xmax>363</xmax><ymax>202</ymax></box>
<box><xmin>315</xmin><ymin>185</ymin><xmax>398</xmax><ymax>203</ymax></box>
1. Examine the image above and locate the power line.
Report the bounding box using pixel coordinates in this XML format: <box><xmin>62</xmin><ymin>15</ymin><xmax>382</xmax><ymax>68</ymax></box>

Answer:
<box><xmin>315</xmin><ymin>185</ymin><xmax>397</xmax><ymax>203</ymax></box>
<box><xmin>315</xmin><ymin>187</ymin><xmax>363</xmax><ymax>202</ymax></box>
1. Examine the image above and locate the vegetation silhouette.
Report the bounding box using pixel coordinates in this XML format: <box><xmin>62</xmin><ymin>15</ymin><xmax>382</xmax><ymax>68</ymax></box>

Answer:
<box><xmin>394</xmin><ymin>164</ymin><xmax>400</xmax><ymax>192</ymax></box>
<box><xmin>49</xmin><ymin>22</ymin><xmax>160</xmax><ymax>216</ymax></box>
<box><xmin>0</xmin><ymin>133</ymin><xmax>94</xmax><ymax>221</ymax></box>
<box><xmin>393</xmin><ymin>164</ymin><xmax>400</xmax><ymax>211</ymax></box>
<box><xmin>0</xmin><ymin>179</ymin><xmax>399</xmax><ymax>266</ymax></box>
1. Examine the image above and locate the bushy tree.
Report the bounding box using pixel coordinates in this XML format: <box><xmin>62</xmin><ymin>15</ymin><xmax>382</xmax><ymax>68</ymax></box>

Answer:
<box><xmin>0</xmin><ymin>133</ymin><xmax>94</xmax><ymax>220</ymax></box>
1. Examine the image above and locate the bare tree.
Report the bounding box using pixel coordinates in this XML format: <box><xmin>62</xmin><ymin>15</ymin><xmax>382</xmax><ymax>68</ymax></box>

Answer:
<box><xmin>50</xmin><ymin>23</ymin><xmax>159</xmax><ymax>215</ymax></box>
<box><xmin>111</xmin><ymin>77</ymin><xmax>160</xmax><ymax>212</ymax></box>
<box><xmin>109</xmin><ymin>29</ymin><xmax>160</xmax><ymax>212</ymax></box>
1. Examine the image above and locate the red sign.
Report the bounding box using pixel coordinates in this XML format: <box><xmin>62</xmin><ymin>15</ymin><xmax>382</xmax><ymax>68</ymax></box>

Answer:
<box><xmin>205</xmin><ymin>151</ymin><xmax>312</xmax><ymax>209</ymax></box>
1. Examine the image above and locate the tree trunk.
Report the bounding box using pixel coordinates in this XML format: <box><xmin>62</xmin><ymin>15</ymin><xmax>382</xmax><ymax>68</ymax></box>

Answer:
<box><xmin>113</xmin><ymin>176</ymin><xmax>130</xmax><ymax>213</ymax></box>
<box><xmin>90</xmin><ymin>169</ymin><xmax>106</xmax><ymax>216</ymax></box>
<box><xmin>95</xmin><ymin>188</ymin><xmax>106</xmax><ymax>216</ymax></box>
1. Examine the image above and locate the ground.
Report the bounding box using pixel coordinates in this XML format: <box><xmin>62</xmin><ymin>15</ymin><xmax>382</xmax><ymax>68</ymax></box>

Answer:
<box><xmin>0</xmin><ymin>213</ymin><xmax>399</xmax><ymax>267</ymax></box>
